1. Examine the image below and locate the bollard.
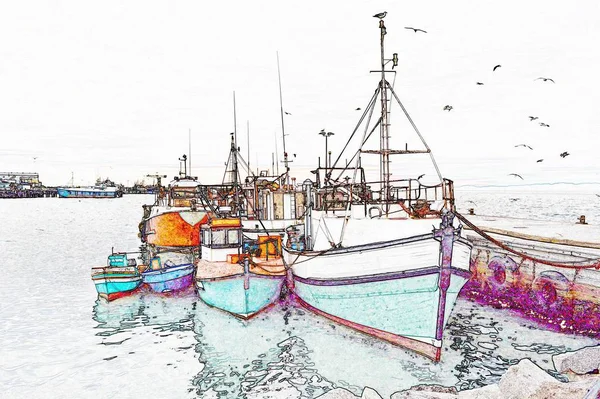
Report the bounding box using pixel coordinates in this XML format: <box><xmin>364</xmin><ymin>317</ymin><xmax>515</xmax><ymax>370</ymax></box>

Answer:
<box><xmin>468</xmin><ymin>208</ymin><xmax>475</xmax><ymax>215</ymax></box>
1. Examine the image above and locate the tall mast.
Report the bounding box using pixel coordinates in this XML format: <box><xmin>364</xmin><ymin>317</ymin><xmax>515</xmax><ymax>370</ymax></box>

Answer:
<box><xmin>276</xmin><ymin>51</ymin><xmax>289</xmax><ymax>185</ymax></box>
<box><xmin>246</xmin><ymin>121</ymin><xmax>250</xmax><ymax>175</ymax></box>
<box><xmin>378</xmin><ymin>17</ymin><xmax>391</xmax><ymax>211</ymax></box>
<box><xmin>188</xmin><ymin>128</ymin><xmax>192</xmax><ymax>177</ymax></box>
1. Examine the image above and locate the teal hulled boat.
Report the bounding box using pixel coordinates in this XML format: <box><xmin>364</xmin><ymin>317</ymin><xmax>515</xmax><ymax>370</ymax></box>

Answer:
<box><xmin>91</xmin><ymin>253</ymin><xmax>142</xmax><ymax>301</ymax></box>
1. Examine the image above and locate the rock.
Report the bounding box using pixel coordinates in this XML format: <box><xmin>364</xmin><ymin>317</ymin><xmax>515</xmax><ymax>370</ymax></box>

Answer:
<box><xmin>527</xmin><ymin>378</ymin><xmax>600</xmax><ymax>399</ymax></box>
<box><xmin>553</xmin><ymin>345</ymin><xmax>600</xmax><ymax>375</ymax></box>
<box><xmin>410</xmin><ymin>385</ymin><xmax>459</xmax><ymax>394</ymax></box>
<box><xmin>315</xmin><ymin>388</ymin><xmax>360</xmax><ymax>399</ymax></box>
<box><xmin>457</xmin><ymin>384</ymin><xmax>502</xmax><ymax>399</ymax></box>
<box><xmin>361</xmin><ymin>387</ymin><xmax>383</xmax><ymax>399</ymax></box>
<box><xmin>390</xmin><ymin>391</ymin><xmax>457</xmax><ymax>399</ymax></box>
<box><xmin>498</xmin><ymin>358</ymin><xmax>558</xmax><ymax>398</ymax></box>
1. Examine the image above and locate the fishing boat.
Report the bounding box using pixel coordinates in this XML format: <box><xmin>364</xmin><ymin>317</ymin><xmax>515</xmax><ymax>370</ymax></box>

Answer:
<box><xmin>91</xmin><ymin>253</ymin><xmax>142</xmax><ymax>301</ymax></box>
<box><xmin>282</xmin><ymin>14</ymin><xmax>472</xmax><ymax>361</ymax></box>
<box><xmin>141</xmin><ymin>251</ymin><xmax>195</xmax><ymax>293</ymax></box>
<box><xmin>139</xmin><ymin>156</ymin><xmax>208</xmax><ymax>249</ymax></box>
<box><xmin>195</xmin><ymin>128</ymin><xmax>290</xmax><ymax>319</ymax></box>
<box><xmin>195</xmin><ymin>217</ymin><xmax>286</xmax><ymax>319</ymax></box>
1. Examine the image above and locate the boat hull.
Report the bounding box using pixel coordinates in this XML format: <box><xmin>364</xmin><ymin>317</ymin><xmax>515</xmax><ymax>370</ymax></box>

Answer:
<box><xmin>287</xmin><ymin>235</ymin><xmax>472</xmax><ymax>360</ymax></box>
<box><xmin>142</xmin><ymin>263</ymin><xmax>195</xmax><ymax>293</ymax></box>
<box><xmin>93</xmin><ymin>274</ymin><xmax>142</xmax><ymax>301</ymax></box>
<box><xmin>57</xmin><ymin>188</ymin><xmax>122</xmax><ymax>198</ymax></box>
<box><xmin>196</xmin><ymin>274</ymin><xmax>285</xmax><ymax>319</ymax></box>
<box><xmin>142</xmin><ymin>210</ymin><xmax>207</xmax><ymax>247</ymax></box>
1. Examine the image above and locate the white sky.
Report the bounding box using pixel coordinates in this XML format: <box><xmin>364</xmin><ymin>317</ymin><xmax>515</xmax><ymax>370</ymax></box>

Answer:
<box><xmin>1</xmin><ymin>1</ymin><xmax>599</xmax><ymax>189</ymax></box>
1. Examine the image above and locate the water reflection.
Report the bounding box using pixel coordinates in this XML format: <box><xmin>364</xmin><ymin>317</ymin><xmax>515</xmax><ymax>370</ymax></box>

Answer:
<box><xmin>91</xmin><ymin>294</ymin><xmax>599</xmax><ymax>398</ymax></box>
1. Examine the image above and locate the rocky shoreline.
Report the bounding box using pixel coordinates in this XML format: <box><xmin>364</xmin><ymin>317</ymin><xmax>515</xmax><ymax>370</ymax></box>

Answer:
<box><xmin>316</xmin><ymin>345</ymin><xmax>600</xmax><ymax>399</ymax></box>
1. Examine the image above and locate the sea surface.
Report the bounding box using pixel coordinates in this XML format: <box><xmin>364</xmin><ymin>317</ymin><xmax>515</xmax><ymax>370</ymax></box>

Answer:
<box><xmin>1</xmin><ymin>191</ymin><xmax>599</xmax><ymax>399</ymax></box>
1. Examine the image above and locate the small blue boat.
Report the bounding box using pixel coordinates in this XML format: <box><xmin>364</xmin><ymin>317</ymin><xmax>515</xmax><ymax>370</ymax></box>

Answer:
<box><xmin>91</xmin><ymin>253</ymin><xmax>142</xmax><ymax>301</ymax></box>
<box><xmin>142</xmin><ymin>252</ymin><xmax>195</xmax><ymax>293</ymax></box>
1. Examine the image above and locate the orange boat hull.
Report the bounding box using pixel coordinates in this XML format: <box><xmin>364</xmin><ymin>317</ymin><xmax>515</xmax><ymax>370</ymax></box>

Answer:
<box><xmin>144</xmin><ymin>210</ymin><xmax>208</xmax><ymax>247</ymax></box>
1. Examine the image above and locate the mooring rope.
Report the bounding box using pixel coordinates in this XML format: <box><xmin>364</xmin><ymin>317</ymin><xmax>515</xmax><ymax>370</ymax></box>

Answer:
<box><xmin>454</xmin><ymin>211</ymin><xmax>600</xmax><ymax>270</ymax></box>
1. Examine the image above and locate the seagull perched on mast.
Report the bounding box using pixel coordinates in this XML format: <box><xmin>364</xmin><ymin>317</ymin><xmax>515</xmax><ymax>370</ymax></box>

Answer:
<box><xmin>405</xmin><ymin>27</ymin><xmax>427</xmax><ymax>33</ymax></box>
<box><xmin>535</xmin><ymin>77</ymin><xmax>555</xmax><ymax>83</ymax></box>
<box><xmin>373</xmin><ymin>11</ymin><xmax>387</xmax><ymax>19</ymax></box>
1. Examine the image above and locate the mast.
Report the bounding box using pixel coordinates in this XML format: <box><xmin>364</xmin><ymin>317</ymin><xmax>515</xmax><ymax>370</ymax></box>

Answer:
<box><xmin>188</xmin><ymin>128</ymin><xmax>192</xmax><ymax>177</ymax></box>
<box><xmin>247</xmin><ymin>121</ymin><xmax>250</xmax><ymax>175</ymax></box>
<box><xmin>378</xmin><ymin>17</ymin><xmax>391</xmax><ymax>212</ymax></box>
<box><xmin>276</xmin><ymin>51</ymin><xmax>290</xmax><ymax>185</ymax></box>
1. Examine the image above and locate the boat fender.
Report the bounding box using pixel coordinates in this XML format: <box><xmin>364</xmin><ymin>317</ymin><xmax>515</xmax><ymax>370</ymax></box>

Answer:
<box><xmin>484</xmin><ymin>255</ymin><xmax>518</xmax><ymax>295</ymax></box>
<box><xmin>369</xmin><ymin>206</ymin><xmax>382</xmax><ymax>219</ymax></box>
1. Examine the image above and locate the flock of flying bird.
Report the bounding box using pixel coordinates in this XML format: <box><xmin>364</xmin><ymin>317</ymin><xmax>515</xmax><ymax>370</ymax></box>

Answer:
<box><xmin>370</xmin><ymin>12</ymin><xmax>570</xmax><ymax>183</ymax></box>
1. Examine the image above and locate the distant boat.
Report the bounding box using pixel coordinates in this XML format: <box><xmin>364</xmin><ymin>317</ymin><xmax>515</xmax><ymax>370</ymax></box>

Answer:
<box><xmin>142</xmin><ymin>251</ymin><xmax>195</xmax><ymax>293</ymax></box>
<box><xmin>91</xmin><ymin>253</ymin><xmax>142</xmax><ymax>301</ymax></box>
<box><xmin>283</xmin><ymin>15</ymin><xmax>472</xmax><ymax>362</ymax></box>
<box><xmin>57</xmin><ymin>185</ymin><xmax>123</xmax><ymax>198</ymax></box>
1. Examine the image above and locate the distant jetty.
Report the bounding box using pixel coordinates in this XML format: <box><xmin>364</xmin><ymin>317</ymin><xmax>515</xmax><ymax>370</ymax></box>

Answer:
<box><xmin>0</xmin><ymin>172</ymin><xmax>57</xmax><ymax>198</ymax></box>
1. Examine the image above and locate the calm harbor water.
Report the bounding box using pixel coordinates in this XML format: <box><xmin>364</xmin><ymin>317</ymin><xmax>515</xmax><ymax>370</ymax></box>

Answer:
<box><xmin>1</xmin><ymin>192</ymin><xmax>599</xmax><ymax>398</ymax></box>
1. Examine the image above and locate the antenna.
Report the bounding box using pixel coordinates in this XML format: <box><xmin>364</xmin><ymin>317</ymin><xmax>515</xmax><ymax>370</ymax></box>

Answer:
<box><xmin>276</xmin><ymin>51</ymin><xmax>289</xmax><ymax>184</ymax></box>
<box><xmin>233</xmin><ymin>92</ymin><xmax>238</xmax><ymax>152</ymax></box>
<box><xmin>247</xmin><ymin>121</ymin><xmax>250</xmax><ymax>176</ymax></box>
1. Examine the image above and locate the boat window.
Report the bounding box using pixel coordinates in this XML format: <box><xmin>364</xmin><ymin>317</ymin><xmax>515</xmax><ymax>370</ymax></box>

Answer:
<box><xmin>228</xmin><ymin>229</ymin><xmax>240</xmax><ymax>245</ymax></box>
<box><xmin>212</xmin><ymin>229</ymin><xmax>226</xmax><ymax>246</ymax></box>
<box><xmin>202</xmin><ymin>229</ymin><xmax>210</xmax><ymax>247</ymax></box>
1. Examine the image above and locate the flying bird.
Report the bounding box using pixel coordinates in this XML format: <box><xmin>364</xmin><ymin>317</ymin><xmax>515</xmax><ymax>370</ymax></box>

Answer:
<box><xmin>284</xmin><ymin>111</ymin><xmax>292</xmax><ymax>115</ymax></box>
<box><xmin>493</xmin><ymin>65</ymin><xmax>502</xmax><ymax>71</ymax></box>
<box><xmin>417</xmin><ymin>174</ymin><xmax>425</xmax><ymax>180</ymax></box>
<box><xmin>536</xmin><ymin>159</ymin><xmax>544</xmax><ymax>163</ymax></box>
<box><xmin>596</xmin><ymin>194</ymin><xmax>600</xmax><ymax>198</ymax></box>
<box><xmin>443</xmin><ymin>105</ymin><xmax>453</xmax><ymax>111</ymax></box>
<box><xmin>405</xmin><ymin>27</ymin><xmax>427</xmax><ymax>33</ymax></box>
<box><xmin>539</xmin><ymin>122</ymin><xmax>550</xmax><ymax>127</ymax></box>
<box><xmin>293</xmin><ymin>153</ymin><xmax>297</xmax><ymax>158</ymax></box>
<box><xmin>476</xmin><ymin>82</ymin><xmax>484</xmax><ymax>85</ymax></box>
<box><xmin>529</xmin><ymin>116</ymin><xmax>538</xmax><ymax>121</ymax></box>
<box><xmin>515</xmin><ymin>144</ymin><xmax>533</xmax><ymax>150</ymax></box>
<box><xmin>535</xmin><ymin>77</ymin><xmax>555</xmax><ymax>83</ymax></box>
<box><xmin>355</xmin><ymin>107</ymin><xmax>361</xmax><ymax>111</ymax></box>
<box><xmin>373</xmin><ymin>11</ymin><xmax>387</xmax><ymax>19</ymax></box>
<box><xmin>509</xmin><ymin>173</ymin><xmax>524</xmax><ymax>180</ymax></box>
<box><xmin>560</xmin><ymin>151</ymin><xmax>570</xmax><ymax>158</ymax></box>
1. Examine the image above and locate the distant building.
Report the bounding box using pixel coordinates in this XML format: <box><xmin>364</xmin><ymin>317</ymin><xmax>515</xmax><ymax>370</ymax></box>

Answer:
<box><xmin>0</xmin><ymin>172</ymin><xmax>42</xmax><ymax>190</ymax></box>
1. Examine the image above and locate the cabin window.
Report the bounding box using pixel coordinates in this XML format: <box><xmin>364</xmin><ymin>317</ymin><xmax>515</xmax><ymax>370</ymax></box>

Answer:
<box><xmin>201</xmin><ymin>229</ymin><xmax>210</xmax><ymax>246</ymax></box>
<box><xmin>227</xmin><ymin>229</ymin><xmax>240</xmax><ymax>245</ymax></box>
<box><xmin>212</xmin><ymin>229</ymin><xmax>226</xmax><ymax>246</ymax></box>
